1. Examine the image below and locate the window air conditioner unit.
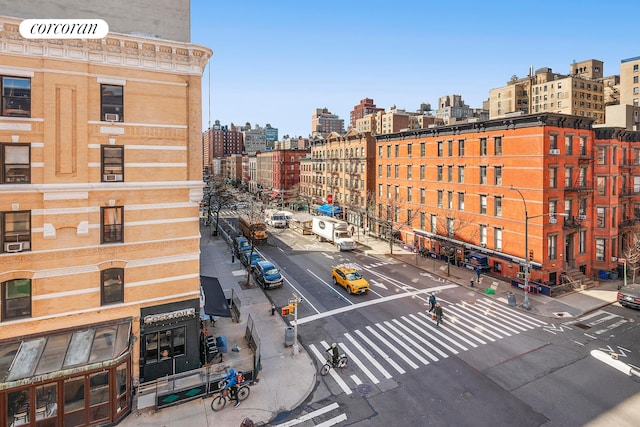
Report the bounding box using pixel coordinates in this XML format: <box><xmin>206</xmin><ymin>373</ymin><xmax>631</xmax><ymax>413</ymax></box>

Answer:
<box><xmin>5</xmin><ymin>242</ymin><xmax>24</xmax><ymax>252</ymax></box>
<box><xmin>550</xmin><ymin>149</ymin><xmax>560</xmax><ymax>155</ymax></box>
<box><xmin>104</xmin><ymin>113</ymin><xmax>119</xmax><ymax>122</ymax></box>
<box><xmin>578</xmin><ymin>214</ymin><xmax>587</xmax><ymax>220</ymax></box>
<box><xmin>611</xmin><ymin>257</ymin><xmax>618</xmax><ymax>262</ymax></box>
<box><xmin>480</xmin><ymin>243</ymin><xmax>487</xmax><ymax>248</ymax></box>
<box><xmin>104</xmin><ymin>174</ymin><xmax>119</xmax><ymax>181</ymax></box>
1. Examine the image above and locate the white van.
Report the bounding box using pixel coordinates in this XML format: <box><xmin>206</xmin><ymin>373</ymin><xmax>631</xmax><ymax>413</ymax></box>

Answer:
<box><xmin>265</xmin><ymin>209</ymin><xmax>287</xmax><ymax>228</ymax></box>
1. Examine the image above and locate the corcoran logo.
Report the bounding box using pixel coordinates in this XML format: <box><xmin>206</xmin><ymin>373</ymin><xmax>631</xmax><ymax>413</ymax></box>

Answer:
<box><xmin>19</xmin><ymin>19</ymin><xmax>109</xmax><ymax>39</ymax></box>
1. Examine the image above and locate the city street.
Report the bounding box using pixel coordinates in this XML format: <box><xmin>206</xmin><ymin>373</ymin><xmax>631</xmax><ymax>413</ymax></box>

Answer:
<box><xmin>216</xmin><ymin>210</ymin><xmax>640</xmax><ymax>426</ymax></box>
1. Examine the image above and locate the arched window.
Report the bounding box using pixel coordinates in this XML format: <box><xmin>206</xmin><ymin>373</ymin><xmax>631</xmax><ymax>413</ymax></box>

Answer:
<box><xmin>102</xmin><ymin>268</ymin><xmax>124</xmax><ymax>305</ymax></box>
<box><xmin>2</xmin><ymin>278</ymin><xmax>31</xmax><ymax>320</ymax></box>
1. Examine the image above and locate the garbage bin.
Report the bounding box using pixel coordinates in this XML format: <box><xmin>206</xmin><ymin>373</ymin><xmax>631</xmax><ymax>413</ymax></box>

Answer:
<box><xmin>507</xmin><ymin>292</ymin><xmax>516</xmax><ymax>307</ymax></box>
<box><xmin>599</xmin><ymin>270</ymin><xmax>609</xmax><ymax>280</ymax></box>
<box><xmin>284</xmin><ymin>326</ymin><xmax>295</xmax><ymax>347</ymax></box>
<box><xmin>609</xmin><ymin>271</ymin><xmax>618</xmax><ymax>280</ymax></box>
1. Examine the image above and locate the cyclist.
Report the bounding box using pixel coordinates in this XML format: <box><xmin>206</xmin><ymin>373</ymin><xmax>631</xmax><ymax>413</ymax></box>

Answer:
<box><xmin>223</xmin><ymin>368</ymin><xmax>240</xmax><ymax>407</ymax></box>
<box><xmin>326</xmin><ymin>343</ymin><xmax>339</xmax><ymax>367</ymax></box>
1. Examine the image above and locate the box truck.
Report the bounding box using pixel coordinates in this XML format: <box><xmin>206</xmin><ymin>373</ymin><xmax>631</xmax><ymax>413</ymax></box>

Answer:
<box><xmin>312</xmin><ymin>216</ymin><xmax>356</xmax><ymax>251</ymax></box>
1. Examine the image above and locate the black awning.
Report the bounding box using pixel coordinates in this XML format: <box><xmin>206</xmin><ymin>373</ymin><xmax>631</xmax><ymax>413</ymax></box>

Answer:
<box><xmin>200</xmin><ymin>276</ymin><xmax>231</xmax><ymax>317</ymax></box>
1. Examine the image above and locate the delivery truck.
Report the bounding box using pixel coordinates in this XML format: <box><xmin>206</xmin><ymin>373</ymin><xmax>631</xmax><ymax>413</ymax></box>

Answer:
<box><xmin>311</xmin><ymin>216</ymin><xmax>356</xmax><ymax>251</ymax></box>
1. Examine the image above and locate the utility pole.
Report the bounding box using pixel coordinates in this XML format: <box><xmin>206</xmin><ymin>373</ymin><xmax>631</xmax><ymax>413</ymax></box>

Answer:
<box><xmin>289</xmin><ymin>293</ymin><xmax>302</xmax><ymax>355</ymax></box>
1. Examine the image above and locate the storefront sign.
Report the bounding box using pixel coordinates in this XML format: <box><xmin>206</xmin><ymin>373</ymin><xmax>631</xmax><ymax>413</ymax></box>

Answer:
<box><xmin>144</xmin><ymin>308</ymin><xmax>196</xmax><ymax>324</ymax></box>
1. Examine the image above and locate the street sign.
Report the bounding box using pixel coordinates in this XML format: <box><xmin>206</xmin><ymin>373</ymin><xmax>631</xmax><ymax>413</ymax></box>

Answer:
<box><xmin>618</xmin><ymin>258</ymin><xmax>626</xmax><ymax>263</ymax></box>
<box><xmin>549</xmin><ymin>217</ymin><xmax>557</xmax><ymax>224</ymax></box>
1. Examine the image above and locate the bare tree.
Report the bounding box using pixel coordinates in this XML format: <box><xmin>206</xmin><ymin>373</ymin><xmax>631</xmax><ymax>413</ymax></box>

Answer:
<box><xmin>240</xmin><ymin>199</ymin><xmax>267</xmax><ymax>287</ymax></box>
<box><xmin>289</xmin><ymin>183</ymin><xmax>314</xmax><ymax>213</ymax></box>
<box><xmin>376</xmin><ymin>192</ymin><xmax>421</xmax><ymax>255</ymax></box>
<box><xmin>203</xmin><ymin>176</ymin><xmax>234</xmax><ymax>236</ymax></box>
<box><xmin>622</xmin><ymin>226</ymin><xmax>640</xmax><ymax>284</ymax></box>
<box><xmin>433</xmin><ymin>210</ymin><xmax>479</xmax><ymax>277</ymax></box>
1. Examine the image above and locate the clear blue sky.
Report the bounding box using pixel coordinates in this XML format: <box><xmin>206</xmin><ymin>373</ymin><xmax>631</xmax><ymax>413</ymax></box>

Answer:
<box><xmin>191</xmin><ymin>0</ymin><xmax>639</xmax><ymax>138</ymax></box>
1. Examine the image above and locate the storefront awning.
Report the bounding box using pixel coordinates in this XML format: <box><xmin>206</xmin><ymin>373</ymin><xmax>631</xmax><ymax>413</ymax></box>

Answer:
<box><xmin>317</xmin><ymin>204</ymin><xmax>340</xmax><ymax>217</ymax></box>
<box><xmin>200</xmin><ymin>276</ymin><xmax>231</xmax><ymax>318</ymax></box>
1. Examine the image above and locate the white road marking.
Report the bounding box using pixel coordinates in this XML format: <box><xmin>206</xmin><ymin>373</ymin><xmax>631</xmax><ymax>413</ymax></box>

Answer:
<box><xmin>344</xmin><ymin>332</ymin><xmax>393</xmax><ymax>379</ymax></box>
<box><xmin>311</xmin><ymin>343</ymin><xmax>352</xmax><ymax>395</ymax></box>
<box><xmin>273</xmin><ymin>402</ymin><xmax>341</xmax><ymax>427</ymax></box>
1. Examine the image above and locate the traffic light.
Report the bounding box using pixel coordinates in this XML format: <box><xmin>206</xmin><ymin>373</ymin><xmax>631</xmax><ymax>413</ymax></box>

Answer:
<box><xmin>281</xmin><ymin>304</ymin><xmax>294</xmax><ymax>316</ymax></box>
<box><xmin>528</xmin><ymin>249</ymin><xmax>534</xmax><ymax>261</ymax></box>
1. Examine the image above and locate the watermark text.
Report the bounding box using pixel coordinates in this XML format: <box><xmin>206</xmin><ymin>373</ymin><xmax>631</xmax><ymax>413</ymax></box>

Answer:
<box><xmin>19</xmin><ymin>19</ymin><xmax>109</xmax><ymax>39</ymax></box>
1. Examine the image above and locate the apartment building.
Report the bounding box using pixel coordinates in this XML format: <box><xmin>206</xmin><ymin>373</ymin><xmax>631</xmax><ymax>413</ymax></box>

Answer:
<box><xmin>311</xmin><ymin>108</ymin><xmax>344</xmax><ymax>136</ymax></box>
<box><xmin>619</xmin><ymin>56</ymin><xmax>640</xmax><ymax>107</ymax></box>
<box><xmin>269</xmin><ymin>149</ymin><xmax>309</xmax><ymax>201</ymax></box>
<box><xmin>373</xmin><ymin>113</ymin><xmax>631</xmax><ymax>287</ymax></box>
<box><xmin>350</xmin><ymin>98</ymin><xmax>384</xmax><ymax>129</ymax></box>
<box><xmin>0</xmin><ymin>14</ymin><xmax>210</xmax><ymax>426</ymax></box>
<box><xmin>309</xmin><ymin>130</ymin><xmax>376</xmax><ymax>228</ymax></box>
<box><xmin>202</xmin><ymin>120</ymin><xmax>244</xmax><ymax>171</ymax></box>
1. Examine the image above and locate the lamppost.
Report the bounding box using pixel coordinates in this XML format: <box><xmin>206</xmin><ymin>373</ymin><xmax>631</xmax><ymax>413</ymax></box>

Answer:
<box><xmin>510</xmin><ymin>186</ymin><xmax>567</xmax><ymax>310</ymax></box>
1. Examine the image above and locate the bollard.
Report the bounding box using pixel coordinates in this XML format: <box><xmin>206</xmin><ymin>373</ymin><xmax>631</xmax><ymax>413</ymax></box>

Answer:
<box><xmin>271</xmin><ymin>303</ymin><xmax>276</xmax><ymax>315</ymax></box>
<box><xmin>231</xmin><ymin>254</ymin><xmax>235</xmax><ymax>263</ymax></box>
<box><xmin>470</xmin><ymin>279</ymin><xmax>474</xmax><ymax>288</ymax></box>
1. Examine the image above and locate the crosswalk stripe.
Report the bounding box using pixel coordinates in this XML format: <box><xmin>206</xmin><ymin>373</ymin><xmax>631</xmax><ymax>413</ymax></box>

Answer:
<box><xmin>407</xmin><ymin>314</ymin><xmax>468</xmax><ymax>351</ymax></box>
<box><xmin>382</xmin><ymin>320</ymin><xmax>438</xmax><ymax>362</ymax></box>
<box><xmin>344</xmin><ymin>333</ymin><xmax>393</xmax><ymax>379</ymax></box>
<box><xmin>351</xmin><ymin>374</ymin><xmax>362</xmax><ymax>384</ymax></box>
<box><xmin>472</xmin><ymin>300</ymin><xmax>535</xmax><ymax>330</ymax></box>
<box><xmin>354</xmin><ymin>329</ymin><xmax>406</xmax><ymax>374</ymax></box>
<box><xmin>366</xmin><ymin>325</ymin><xmax>421</xmax><ymax>369</ymax></box>
<box><xmin>311</xmin><ymin>343</ymin><xmax>352</xmax><ymax>395</ymax></box>
<box><xmin>439</xmin><ymin>306</ymin><xmax>498</xmax><ymax>341</ymax></box>
<box><xmin>577</xmin><ymin>309</ymin><xmax>606</xmax><ymax>321</ymax></box>
<box><xmin>316</xmin><ymin>413</ymin><xmax>348</xmax><ymax>427</ymax></box>
<box><xmin>375</xmin><ymin>323</ymin><xmax>430</xmax><ymax>366</ymax></box>
<box><xmin>391</xmin><ymin>318</ymin><xmax>449</xmax><ymax>359</ymax></box>
<box><xmin>415</xmin><ymin>311</ymin><xmax>486</xmax><ymax>345</ymax></box>
<box><xmin>273</xmin><ymin>402</ymin><xmax>341</xmax><ymax>427</ymax></box>
<box><xmin>445</xmin><ymin>305</ymin><xmax>507</xmax><ymax>339</ymax></box>
<box><xmin>586</xmin><ymin>313</ymin><xmax>619</xmax><ymax>326</ymax></box>
<box><xmin>459</xmin><ymin>301</ymin><xmax>523</xmax><ymax>335</ymax></box>
<box><xmin>338</xmin><ymin>341</ymin><xmax>381</xmax><ymax>385</ymax></box>
<box><xmin>479</xmin><ymin>298</ymin><xmax>548</xmax><ymax>326</ymax></box>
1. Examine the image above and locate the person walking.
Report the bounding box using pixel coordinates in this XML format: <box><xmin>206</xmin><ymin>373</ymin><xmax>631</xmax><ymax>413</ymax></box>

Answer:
<box><xmin>428</xmin><ymin>292</ymin><xmax>437</xmax><ymax>312</ymax></box>
<box><xmin>434</xmin><ymin>303</ymin><xmax>444</xmax><ymax>327</ymax></box>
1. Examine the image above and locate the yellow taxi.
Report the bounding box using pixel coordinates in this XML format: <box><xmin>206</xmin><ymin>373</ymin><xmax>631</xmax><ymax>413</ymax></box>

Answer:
<box><xmin>331</xmin><ymin>266</ymin><xmax>370</xmax><ymax>295</ymax></box>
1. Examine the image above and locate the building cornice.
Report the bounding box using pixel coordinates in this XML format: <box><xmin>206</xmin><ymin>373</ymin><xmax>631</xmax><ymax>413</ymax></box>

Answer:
<box><xmin>0</xmin><ymin>16</ymin><xmax>212</xmax><ymax>76</ymax></box>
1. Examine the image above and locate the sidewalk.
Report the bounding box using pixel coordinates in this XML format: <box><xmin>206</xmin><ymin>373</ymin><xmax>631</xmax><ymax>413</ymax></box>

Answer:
<box><xmin>355</xmin><ymin>235</ymin><xmax>622</xmax><ymax>320</ymax></box>
<box><xmin>120</xmin><ymin>230</ymin><xmax>622</xmax><ymax>427</ymax></box>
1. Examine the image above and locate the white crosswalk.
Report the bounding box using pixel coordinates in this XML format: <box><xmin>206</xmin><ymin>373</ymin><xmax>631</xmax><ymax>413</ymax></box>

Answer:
<box><xmin>311</xmin><ymin>298</ymin><xmax>549</xmax><ymax>395</ymax></box>
<box><xmin>567</xmin><ymin>309</ymin><xmax>630</xmax><ymax>336</ymax></box>
<box><xmin>273</xmin><ymin>402</ymin><xmax>347</xmax><ymax>427</ymax></box>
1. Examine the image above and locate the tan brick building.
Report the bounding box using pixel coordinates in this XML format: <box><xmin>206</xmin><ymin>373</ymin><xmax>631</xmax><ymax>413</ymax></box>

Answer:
<box><xmin>0</xmin><ymin>15</ymin><xmax>210</xmax><ymax>425</ymax></box>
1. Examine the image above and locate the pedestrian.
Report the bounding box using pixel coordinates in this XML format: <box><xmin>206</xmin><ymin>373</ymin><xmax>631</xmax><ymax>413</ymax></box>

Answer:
<box><xmin>428</xmin><ymin>292</ymin><xmax>437</xmax><ymax>312</ymax></box>
<box><xmin>434</xmin><ymin>303</ymin><xmax>444</xmax><ymax>327</ymax></box>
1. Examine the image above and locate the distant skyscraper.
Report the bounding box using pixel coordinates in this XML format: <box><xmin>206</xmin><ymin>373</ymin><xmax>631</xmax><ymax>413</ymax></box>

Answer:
<box><xmin>350</xmin><ymin>98</ymin><xmax>384</xmax><ymax>129</ymax></box>
<box><xmin>265</xmin><ymin>124</ymin><xmax>279</xmax><ymax>146</ymax></box>
<box><xmin>312</xmin><ymin>108</ymin><xmax>344</xmax><ymax>136</ymax></box>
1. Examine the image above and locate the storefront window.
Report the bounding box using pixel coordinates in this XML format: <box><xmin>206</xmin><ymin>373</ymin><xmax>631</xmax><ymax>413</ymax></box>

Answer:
<box><xmin>89</xmin><ymin>372</ymin><xmax>110</xmax><ymax>422</ymax></box>
<box><xmin>144</xmin><ymin>326</ymin><xmax>186</xmax><ymax>363</ymax></box>
<box><xmin>7</xmin><ymin>389</ymin><xmax>30</xmax><ymax>427</ymax></box>
<box><xmin>116</xmin><ymin>362</ymin><xmax>129</xmax><ymax>414</ymax></box>
<box><xmin>64</xmin><ymin>377</ymin><xmax>85</xmax><ymax>427</ymax></box>
<box><xmin>35</xmin><ymin>383</ymin><xmax>57</xmax><ymax>424</ymax></box>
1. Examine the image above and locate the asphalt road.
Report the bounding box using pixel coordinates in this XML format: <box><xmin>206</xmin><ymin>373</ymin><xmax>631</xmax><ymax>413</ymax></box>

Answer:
<box><xmin>219</xmin><ymin>213</ymin><xmax>640</xmax><ymax>426</ymax></box>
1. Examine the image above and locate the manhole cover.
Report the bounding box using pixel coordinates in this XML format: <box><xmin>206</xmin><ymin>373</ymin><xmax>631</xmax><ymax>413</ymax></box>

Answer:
<box><xmin>575</xmin><ymin>323</ymin><xmax>591</xmax><ymax>330</ymax></box>
<box><xmin>552</xmin><ymin>312</ymin><xmax>573</xmax><ymax>318</ymax></box>
<box><xmin>356</xmin><ymin>383</ymin><xmax>373</xmax><ymax>395</ymax></box>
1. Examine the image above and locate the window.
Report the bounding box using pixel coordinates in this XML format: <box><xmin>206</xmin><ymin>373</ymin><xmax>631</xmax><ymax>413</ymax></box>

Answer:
<box><xmin>407</xmin><ymin>144</ymin><xmax>412</xmax><ymax>157</ymax></box>
<box><xmin>549</xmin><ymin>167</ymin><xmax>557</xmax><ymax>188</ymax></box>
<box><xmin>407</xmin><ymin>187</ymin><xmax>412</xmax><ymax>202</ymax></box>
<box><xmin>420</xmin><ymin>165</ymin><xmax>426</xmax><ymax>180</ymax></box>
<box><xmin>565</xmin><ymin>135</ymin><xmax>573</xmax><ymax>155</ymax></box>
<box><xmin>102</xmin><ymin>207</ymin><xmax>123</xmax><ymax>243</ymax></box>
<box><xmin>1</xmin><ymin>143</ymin><xmax>30</xmax><ymax>184</ymax></box>
<box><xmin>2</xmin><ymin>76</ymin><xmax>31</xmax><ymax>117</ymax></box>
<box><xmin>394</xmin><ymin>164</ymin><xmax>399</xmax><ymax>178</ymax></box>
<box><xmin>437</xmin><ymin>141</ymin><xmax>443</xmax><ymax>157</ymax></box>
<box><xmin>494</xmin><ymin>196</ymin><xmax>502</xmax><ymax>216</ymax></box>
<box><xmin>494</xmin><ymin>166</ymin><xmax>502</xmax><ymax>185</ymax></box>
<box><xmin>420</xmin><ymin>212</ymin><xmax>425</xmax><ymax>229</ymax></box>
<box><xmin>386</xmin><ymin>145</ymin><xmax>391</xmax><ymax>157</ymax></box>
<box><xmin>437</xmin><ymin>190</ymin><xmax>443</xmax><ymax>208</ymax></box>
<box><xmin>596</xmin><ymin>176</ymin><xmax>606</xmax><ymax>196</ymax></box>
<box><xmin>447</xmin><ymin>166</ymin><xmax>452</xmax><ymax>182</ymax></box>
<box><xmin>550</xmin><ymin>134</ymin><xmax>557</xmax><ymax>150</ymax></box>
<box><xmin>458</xmin><ymin>192</ymin><xmax>465</xmax><ymax>210</ymax></box>
<box><xmin>437</xmin><ymin>166</ymin><xmax>443</xmax><ymax>181</ymax></box>
<box><xmin>595</xmin><ymin>238</ymin><xmax>605</xmax><ymax>262</ymax></box>
<box><xmin>394</xmin><ymin>185</ymin><xmax>399</xmax><ymax>200</ymax></box>
<box><xmin>565</xmin><ymin>167</ymin><xmax>573</xmax><ymax>187</ymax></box>
<box><xmin>420</xmin><ymin>142</ymin><xmax>426</xmax><ymax>157</ymax></box>
<box><xmin>378</xmin><ymin>146</ymin><xmax>382</xmax><ymax>157</ymax></box>
<box><xmin>479</xmin><ymin>225</ymin><xmax>487</xmax><ymax>246</ymax></box>
<box><xmin>144</xmin><ymin>326</ymin><xmax>186</xmax><ymax>363</ymax></box>
<box><xmin>548</xmin><ymin>235</ymin><xmax>557</xmax><ymax>260</ymax></box>
<box><xmin>447</xmin><ymin>218</ymin><xmax>454</xmax><ymax>237</ymax></box>
<box><xmin>447</xmin><ymin>191</ymin><xmax>453</xmax><ymax>209</ymax></box>
<box><xmin>458</xmin><ymin>166</ymin><xmax>464</xmax><ymax>183</ymax></box>
<box><xmin>494</xmin><ymin>137</ymin><xmax>502</xmax><ymax>155</ymax></box>
<box><xmin>458</xmin><ymin>140</ymin><xmax>465</xmax><ymax>156</ymax></box>
<box><xmin>101</xmin><ymin>84</ymin><xmax>124</xmax><ymax>121</ymax></box>
<box><xmin>378</xmin><ymin>164</ymin><xmax>382</xmax><ymax>177</ymax></box>
<box><xmin>407</xmin><ymin>165</ymin><xmax>412</xmax><ymax>179</ymax></box>
<box><xmin>579</xmin><ymin>230</ymin><xmax>586</xmax><ymax>253</ymax></box>
<box><xmin>480</xmin><ymin>138</ymin><xmax>487</xmax><ymax>156</ymax></box>
<box><xmin>386</xmin><ymin>185</ymin><xmax>391</xmax><ymax>198</ymax></box>
<box><xmin>480</xmin><ymin>195</ymin><xmax>487</xmax><ymax>214</ymax></box>
<box><xmin>635</xmin><ymin>176</ymin><xmax>640</xmax><ymax>193</ymax></box>
<box><xmin>386</xmin><ymin>164</ymin><xmax>391</xmax><ymax>178</ymax></box>
<box><xmin>3</xmin><ymin>211</ymin><xmax>31</xmax><ymax>252</ymax></box>
<box><xmin>378</xmin><ymin>184</ymin><xmax>382</xmax><ymax>197</ymax></box>
<box><xmin>102</xmin><ymin>146</ymin><xmax>124</xmax><ymax>182</ymax></box>
<box><xmin>101</xmin><ymin>268</ymin><xmax>124</xmax><ymax>305</ymax></box>
<box><xmin>2</xmin><ymin>278</ymin><xmax>31</xmax><ymax>320</ymax></box>
<box><xmin>480</xmin><ymin>166</ymin><xmax>487</xmax><ymax>185</ymax></box>
<box><xmin>596</xmin><ymin>207</ymin><xmax>606</xmax><ymax>228</ymax></box>
<box><xmin>420</xmin><ymin>188</ymin><xmax>425</xmax><ymax>204</ymax></box>
<box><xmin>494</xmin><ymin>228</ymin><xmax>502</xmax><ymax>251</ymax></box>
<box><xmin>447</xmin><ymin>140</ymin><xmax>453</xmax><ymax>156</ymax></box>
<box><xmin>431</xmin><ymin>214</ymin><xmax>437</xmax><ymax>233</ymax></box>
<box><xmin>596</xmin><ymin>147</ymin><xmax>606</xmax><ymax>165</ymax></box>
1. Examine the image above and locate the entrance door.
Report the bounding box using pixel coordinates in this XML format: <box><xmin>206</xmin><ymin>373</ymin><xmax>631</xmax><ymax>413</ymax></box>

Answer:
<box><xmin>565</xmin><ymin>234</ymin><xmax>574</xmax><ymax>268</ymax></box>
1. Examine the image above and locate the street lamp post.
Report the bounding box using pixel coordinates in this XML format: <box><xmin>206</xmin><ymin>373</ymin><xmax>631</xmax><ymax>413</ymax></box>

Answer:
<box><xmin>510</xmin><ymin>186</ymin><xmax>567</xmax><ymax>310</ymax></box>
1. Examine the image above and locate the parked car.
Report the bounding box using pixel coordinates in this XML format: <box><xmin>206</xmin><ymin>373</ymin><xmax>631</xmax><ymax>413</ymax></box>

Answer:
<box><xmin>617</xmin><ymin>283</ymin><xmax>640</xmax><ymax>309</ymax></box>
<box><xmin>331</xmin><ymin>266</ymin><xmax>370</xmax><ymax>295</ymax></box>
<box><xmin>233</xmin><ymin>236</ymin><xmax>251</xmax><ymax>256</ymax></box>
<box><xmin>254</xmin><ymin>260</ymin><xmax>283</xmax><ymax>289</ymax></box>
<box><xmin>241</xmin><ymin>251</ymin><xmax>263</xmax><ymax>270</ymax></box>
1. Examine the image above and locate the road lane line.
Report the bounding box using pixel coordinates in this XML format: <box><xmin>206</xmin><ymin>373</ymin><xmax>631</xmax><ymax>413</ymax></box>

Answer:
<box><xmin>344</xmin><ymin>333</ymin><xmax>393</xmax><ymax>379</ymax></box>
<box><xmin>315</xmin><ymin>414</ymin><xmax>348</xmax><ymax>427</ymax></box>
<box><xmin>311</xmin><ymin>343</ymin><xmax>352</xmax><ymax>395</ymax></box>
<box><xmin>272</xmin><ymin>402</ymin><xmax>341</xmax><ymax>427</ymax></box>
<box><xmin>306</xmin><ymin>269</ymin><xmax>355</xmax><ymax>305</ymax></box>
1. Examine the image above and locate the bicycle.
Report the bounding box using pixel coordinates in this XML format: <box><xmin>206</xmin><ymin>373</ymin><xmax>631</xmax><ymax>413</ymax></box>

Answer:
<box><xmin>320</xmin><ymin>353</ymin><xmax>348</xmax><ymax>376</ymax></box>
<box><xmin>210</xmin><ymin>381</ymin><xmax>251</xmax><ymax>411</ymax></box>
